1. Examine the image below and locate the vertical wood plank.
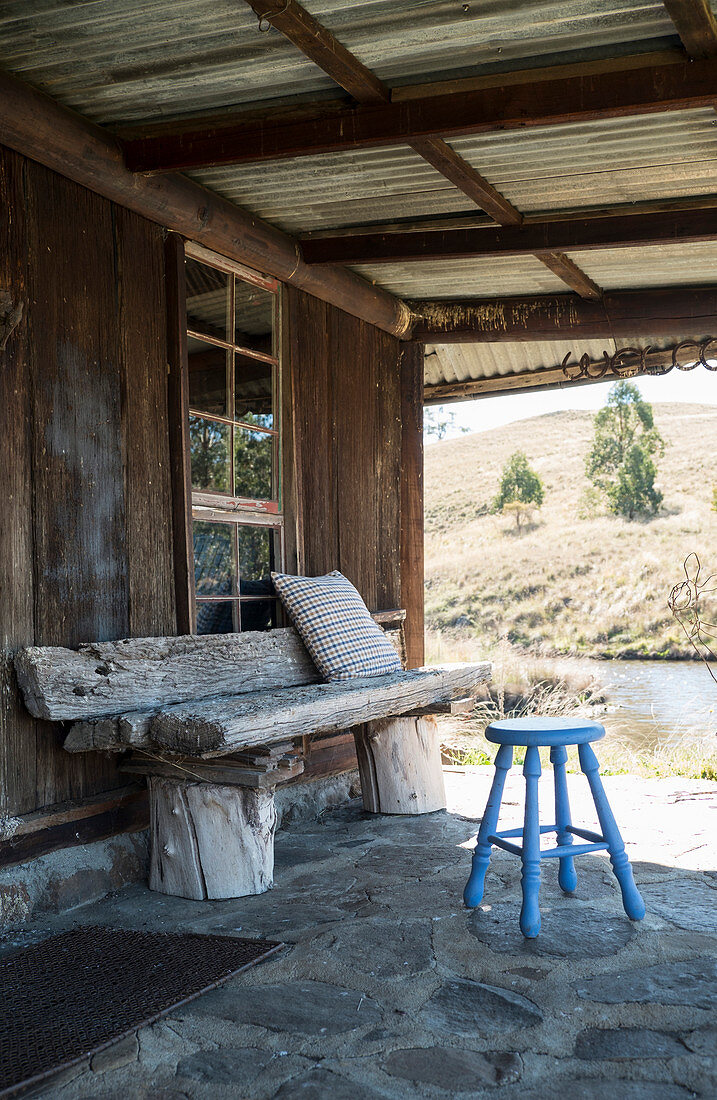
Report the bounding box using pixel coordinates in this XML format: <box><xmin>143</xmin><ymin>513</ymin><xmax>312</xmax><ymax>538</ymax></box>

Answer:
<box><xmin>164</xmin><ymin>233</ymin><xmax>195</xmax><ymax>634</ymax></box>
<box><xmin>116</xmin><ymin>209</ymin><xmax>176</xmax><ymax>638</ymax></box>
<box><xmin>26</xmin><ymin>160</ymin><xmax>126</xmax><ymax>805</ymax></box>
<box><xmin>334</xmin><ymin>311</ymin><xmax>378</xmax><ymax>608</ymax></box>
<box><xmin>0</xmin><ymin>146</ymin><xmax>37</xmax><ymax>816</ymax></box>
<box><xmin>375</xmin><ymin>327</ymin><xmax>402</xmax><ymax>611</ymax></box>
<box><xmin>289</xmin><ymin>288</ymin><xmax>339</xmax><ymax>575</ymax></box>
<box><xmin>400</xmin><ymin>343</ymin><xmax>425</xmax><ymax>668</ymax></box>
<box><xmin>281</xmin><ymin>286</ymin><xmax>303</xmax><ymax>574</ymax></box>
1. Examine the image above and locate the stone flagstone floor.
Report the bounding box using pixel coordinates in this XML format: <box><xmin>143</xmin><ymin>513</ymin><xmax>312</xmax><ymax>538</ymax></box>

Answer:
<box><xmin>12</xmin><ymin>768</ymin><xmax>717</xmax><ymax>1099</ymax></box>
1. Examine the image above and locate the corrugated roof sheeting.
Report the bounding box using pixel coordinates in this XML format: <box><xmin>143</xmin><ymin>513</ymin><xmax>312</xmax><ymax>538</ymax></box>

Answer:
<box><xmin>193</xmin><ymin>108</ymin><xmax>717</xmax><ymax>236</ymax></box>
<box><xmin>424</xmin><ymin>332</ymin><xmax>712</xmax><ymax>390</ymax></box>
<box><xmin>192</xmin><ymin>146</ymin><xmax>483</xmax><ymax>235</ymax></box>
<box><xmin>303</xmin><ymin>0</ymin><xmax>678</xmax><ymax>85</ymax></box>
<box><xmin>566</xmin><ymin>242</ymin><xmax>717</xmax><ymax>289</ymax></box>
<box><xmin>449</xmin><ymin>110</ymin><xmax>717</xmax><ymax>212</ymax></box>
<box><xmin>0</xmin><ymin>0</ymin><xmax>680</xmax><ymax>126</ymax></box>
<box><xmin>351</xmin><ymin>256</ymin><xmax>569</xmax><ymax>300</ymax></box>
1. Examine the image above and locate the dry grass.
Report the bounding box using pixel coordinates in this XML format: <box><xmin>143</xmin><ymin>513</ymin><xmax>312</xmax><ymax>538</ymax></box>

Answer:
<box><xmin>425</xmin><ymin>403</ymin><xmax>717</xmax><ymax>660</ymax></box>
<box><xmin>431</xmin><ymin>634</ymin><xmax>717</xmax><ymax>780</ymax></box>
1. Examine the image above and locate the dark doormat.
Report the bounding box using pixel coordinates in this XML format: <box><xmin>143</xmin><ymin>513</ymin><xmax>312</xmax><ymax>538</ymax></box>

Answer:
<box><xmin>0</xmin><ymin>925</ymin><xmax>283</xmax><ymax>1098</ymax></box>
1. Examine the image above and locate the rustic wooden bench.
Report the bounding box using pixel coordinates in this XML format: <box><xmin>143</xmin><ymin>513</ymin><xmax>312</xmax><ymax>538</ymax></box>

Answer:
<box><xmin>15</xmin><ymin>614</ymin><xmax>490</xmax><ymax>901</ymax></box>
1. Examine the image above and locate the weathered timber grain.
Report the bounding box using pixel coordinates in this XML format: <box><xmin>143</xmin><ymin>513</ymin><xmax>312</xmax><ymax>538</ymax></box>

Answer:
<box><xmin>150</xmin><ymin>663</ymin><xmax>491</xmax><ymax>757</ymax></box>
<box><xmin>400</xmin><ymin>343</ymin><xmax>425</xmax><ymax>668</ymax></box>
<box><xmin>148</xmin><ymin>777</ymin><xmax>275</xmax><ymax>899</ymax></box>
<box><xmin>123</xmin><ymin>58</ymin><xmax>717</xmax><ymax>170</ymax></box>
<box><xmin>27</xmin><ymin>159</ymin><xmax>126</xmax><ymax>808</ymax></box>
<box><xmin>241</xmin><ymin>0</ymin><xmax>390</xmax><ymax>105</ymax></box>
<box><xmin>0</xmin><ymin>145</ymin><xmax>37</xmax><ymax>816</ymax></box>
<box><xmin>301</xmin><ymin>206</ymin><xmax>717</xmax><ymax>265</ymax></box>
<box><xmin>409</xmin><ymin>287</ymin><xmax>717</xmax><ymax>343</ymax></box>
<box><xmin>115</xmin><ymin>207</ymin><xmax>176</xmax><ymax>641</ymax></box>
<box><xmin>663</xmin><ymin>0</ymin><xmax>717</xmax><ymax>59</ymax></box>
<box><xmin>0</xmin><ymin>69</ymin><xmax>412</xmax><ymax>338</ymax></box>
<box><xmin>121</xmin><ymin>754</ymin><xmax>305</xmax><ymax>788</ymax></box>
<box><xmin>354</xmin><ymin>716</ymin><xmax>446</xmax><ymax>814</ymax></box>
<box><xmin>16</xmin><ymin>629</ymin><xmax>319</xmax><ymax>721</ymax></box>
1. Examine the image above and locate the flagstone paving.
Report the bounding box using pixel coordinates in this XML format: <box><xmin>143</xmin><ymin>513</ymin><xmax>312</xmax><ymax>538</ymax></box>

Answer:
<box><xmin>8</xmin><ymin>769</ymin><xmax>717</xmax><ymax>1099</ymax></box>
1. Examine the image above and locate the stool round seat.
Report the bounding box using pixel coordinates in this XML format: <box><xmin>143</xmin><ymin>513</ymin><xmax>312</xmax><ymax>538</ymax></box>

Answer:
<box><xmin>485</xmin><ymin>716</ymin><xmax>605</xmax><ymax>747</ymax></box>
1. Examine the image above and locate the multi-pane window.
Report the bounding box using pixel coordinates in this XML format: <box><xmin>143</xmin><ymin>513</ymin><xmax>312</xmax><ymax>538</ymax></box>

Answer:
<box><xmin>185</xmin><ymin>243</ymin><xmax>282</xmax><ymax>634</ymax></box>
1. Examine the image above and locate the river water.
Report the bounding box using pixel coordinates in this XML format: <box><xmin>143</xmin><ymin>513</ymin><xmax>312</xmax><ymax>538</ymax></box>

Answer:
<box><xmin>579</xmin><ymin>658</ymin><xmax>717</xmax><ymax>747</ymax></box>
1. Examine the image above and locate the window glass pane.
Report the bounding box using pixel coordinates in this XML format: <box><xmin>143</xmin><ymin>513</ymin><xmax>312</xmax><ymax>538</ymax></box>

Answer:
<box><xmin>186</xmin><ymin>258</ymin><xmax>230</xmax><ymax>343</ymax></box>
<box><xmin>190</xmin><ymin>415</ymin><xmax>231</xmax><ymax>493</ymax></box>
<box><xmin>235</xmin><ymin>352</ymin><xmax>273</xmax><ymax>429</ymax></box>
<box><xmin>196</xmin><ymin>600</ymin><xmax>238</xmax><ymax>635</ymax></box>
<box><xmin>237</xmin><ymin>525</ymin><xmax>274</xmax><ymax>596</ymax></box>
<box><xmin>193</xmin><ymin>521</ymin><xmax>236</xmax><ymax>596</ymax></box>
<box><xmin>235</xmin><ymin>280</ymin><xmax>275</xmax><ymax>356</ymax></box>
<box><xmin>234</xmin><ymin>427</ymin><xmax>273</xmax><ymax>500</ymax></box>
<box><xmin>239</xmin><ymin>599</ymin><xmax>277</xmax><ymax>632</ymax></box>
<box><xmin>188</xmin><ymin>338</ymin><xmax>229</xmax><ymax>417</ymax></box>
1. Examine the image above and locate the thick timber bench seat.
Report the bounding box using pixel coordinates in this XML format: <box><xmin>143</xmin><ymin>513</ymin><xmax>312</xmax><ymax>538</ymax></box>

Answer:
<box><xmin>15</xmin><ymin>616</ymin><xmax>490</xmax><ymax>901</ymax></box>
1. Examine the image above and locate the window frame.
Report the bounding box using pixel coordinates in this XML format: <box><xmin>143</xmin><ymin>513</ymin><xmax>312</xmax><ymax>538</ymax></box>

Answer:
<box><xmin>184</xmin><ymin>241</ymin><xmax>284</xmax><ymax>634</ymax></box>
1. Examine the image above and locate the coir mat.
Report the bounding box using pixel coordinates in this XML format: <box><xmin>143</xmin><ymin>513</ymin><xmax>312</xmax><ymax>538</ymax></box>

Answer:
<box><xmin>0</xmin><ymin>925</ymin><xmax>282</xmax><ymax>1097</ymax></box>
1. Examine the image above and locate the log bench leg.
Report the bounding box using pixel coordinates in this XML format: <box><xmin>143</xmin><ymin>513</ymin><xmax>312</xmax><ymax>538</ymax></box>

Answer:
<box><xmin>353</xmin><ymin>715</ymin><xmax>447</xmax><ymax>815</ymax></box>
<box><xmin>148</xmin><ymin>777</ymin><xmax>276</xmax><ymax>900</ymax></box>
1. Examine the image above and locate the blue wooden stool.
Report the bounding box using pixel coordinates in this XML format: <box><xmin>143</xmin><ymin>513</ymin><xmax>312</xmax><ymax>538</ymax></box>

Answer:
<box><xmin>463</xmin><ymin>717</ymin><xmax>645</xmax><ymax>938</ymax></box>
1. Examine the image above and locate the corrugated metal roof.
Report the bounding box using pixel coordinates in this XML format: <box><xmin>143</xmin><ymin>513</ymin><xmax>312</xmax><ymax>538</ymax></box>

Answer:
<box><xmin>566</xmin><ymin>241</ymin><xmax>717</xmax><ymax>289</ymax></box>
<box><xmin>0</xmin><ymin>1</ymin><xmax>680</xmax><ymax>125</ymax></box>
<box><xmin>351</xmin><ymin>256</ymin><xmax>569</xmax><ymax>299</ymax></box>
<box><xmin>449</xmin><ymin>110</ymin><xmax>717</xmax><ymax>212</ymax></box>
<box><xmin>192</xmin><ymin>108</ymin><xmax>717</xmax><ymax>236</ymax></box>
<box><xmin>424</xmin><ymin>332</ymin><xmax>713</xmax><ymax>391</ymax></box>
<box><xmin>192</xmin><ymin>146</ymin><xmax>482</xmax><ymax>235</ymax></box>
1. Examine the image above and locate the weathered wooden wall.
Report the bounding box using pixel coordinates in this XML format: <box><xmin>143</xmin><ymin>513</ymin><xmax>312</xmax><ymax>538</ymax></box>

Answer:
<box><xmin>0</xmin><ymin>145</ymin><xmax>425</xmax><ymax>835</ymax></box>
<box><xmin>0</xmin><ymin>144</ymin><xmax>176</xmax><ymax>820</ymax></box>
<box><xmin>285</xmin><ymin>287</ymin><xmax>424</xmax><ymax>666</ymax></box>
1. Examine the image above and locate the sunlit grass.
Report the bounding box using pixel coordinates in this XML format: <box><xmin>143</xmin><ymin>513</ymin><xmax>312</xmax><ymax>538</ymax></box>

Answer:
<box><xmin>431</xmin><ymin>633</ymin><xmax>717</xmax><ymax>780</ymax></box>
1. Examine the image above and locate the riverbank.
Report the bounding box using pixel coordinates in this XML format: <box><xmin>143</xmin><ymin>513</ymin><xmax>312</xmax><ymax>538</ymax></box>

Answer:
<box><xmin>428</xmin><ymin>634</ymin><xmax>717</xmax><ymax>781</ymax></box>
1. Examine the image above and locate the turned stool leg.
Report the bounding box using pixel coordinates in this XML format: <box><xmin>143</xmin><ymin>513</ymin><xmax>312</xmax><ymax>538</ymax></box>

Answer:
<box><xmin>578</xmin><ymin>743</ymin><xmax>645</xmax><ymax>921</ymax></box>
<box><xmin>520</xmin><ymin>746</ymin><xmax>543</xmax><ymax>938</ymax></box>
<box><xmin>551</xmin><ymin>745</ymin><xmax>577</xmax><ymax>894</ymax></box>
<box><xmin>464</xmin><ymin>743</ymin><xmax>513</xmax><ymax>908</ymax></box>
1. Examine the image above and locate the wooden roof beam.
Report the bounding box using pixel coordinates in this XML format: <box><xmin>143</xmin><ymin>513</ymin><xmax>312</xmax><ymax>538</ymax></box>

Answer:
<box><xmin>0</xmin><ymin>68</ymin><xmax>412</xmax><ymax>338</ymax></box>
<box><xmin>409</xmin><ymin>287</ymin><xmax>717</xmax><ymax>343</ymax></box>
<box><xmin>242</xmin><ymin>1</ymin><xmax>597</xmax><ymax>299</ymax></box>
<box><xmin>123</xmin><ymin>58</ymin><xmax>717</xmax><ymax>172</ymax></box>
<box><xmin>241</xmin><ymin>0</ymin><xmax>390</xmax><ymax>105</ymax></box>
<box><xmin>663</xmin><ymin>0</ymin><xmax>717</xmax><ymax>59</ymax></box>
<box><xmin>300</xmin><ymin>205</ymin><xmax>717</xmax><ymax>265</ymax></box>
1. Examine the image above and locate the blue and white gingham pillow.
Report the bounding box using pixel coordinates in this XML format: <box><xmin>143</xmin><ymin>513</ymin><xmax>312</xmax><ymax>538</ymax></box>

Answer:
<box><xmin>271</xmin><ymin>570</ymin><xmax>402</xmax><ymax>681</ymax></box>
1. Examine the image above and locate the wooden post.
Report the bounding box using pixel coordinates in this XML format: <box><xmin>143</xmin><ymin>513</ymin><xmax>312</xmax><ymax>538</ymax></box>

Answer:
<box><xmin>148</xmin><ymin>777</ymin><xmax>275</xmax><ymax>900</ymax></box>
<box><xmin>354</xmin><ymin>716</ymin><xmax>446</xmax><ymax>815</ymax></box>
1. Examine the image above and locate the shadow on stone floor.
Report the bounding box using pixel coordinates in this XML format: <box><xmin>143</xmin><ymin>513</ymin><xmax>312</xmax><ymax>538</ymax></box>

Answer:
<box><xmin>7</xmin><ymin>784</ymin><xmax>716</xmax><ymax>1100</ymax></box>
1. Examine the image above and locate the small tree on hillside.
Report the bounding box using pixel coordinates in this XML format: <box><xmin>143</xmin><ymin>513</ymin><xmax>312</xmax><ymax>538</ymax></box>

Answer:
<box><xmin>712</xmin><ymin>485</ymin><xmax>717</xmax><ymax>513</ymax></box>
<box><xmin>585</xmin><ymin>381</ymin><xmax>664</xmax><ymax>520</ymax></box>
<box><xmin>424</xmin><ymin>405</ymin><xmax>468</xmax><ymax>441</ymax></box>
<box><xmin>493</xmin><ymin>451</ymin><xmax>544</xmax><ymax>531</ymax></box>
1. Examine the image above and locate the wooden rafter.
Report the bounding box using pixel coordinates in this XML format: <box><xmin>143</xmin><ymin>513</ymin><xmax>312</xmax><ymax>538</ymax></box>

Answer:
<box><xmin>123</xmin><ymin>58</ymin><xmax>717</xmax><ymax>172</ymax></box>
<box><xmin>237</xmin><ymin>0</ymin><xmax>599</xmax><ymax>299</ymax></box>
<box><xmin>663</xmin><ymin>0</ymin><xmax>717</xmax><ymax>58</ymax></box>
<box><xmin>0</xmin><ymin>68</ymin><xmax>412</xmax><ymax>338</ymax></box>
<box><xmin>241</xmin><ymin>0</ymin><xmax>390</xmax><ymax>104</ymax></box>
<box><xmin>300</xmin><ymin>204</ymin><xmax>717</xmax><ymax>265</ymax></box>
<box><xmin>409</xmin><ymin>286</ymin><xmax>717</xmax><ymax>343</ymax></box>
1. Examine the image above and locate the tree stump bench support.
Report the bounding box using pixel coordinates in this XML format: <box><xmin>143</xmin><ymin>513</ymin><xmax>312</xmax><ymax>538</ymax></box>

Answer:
<box><xmin>16</xmin><ymin>615</ymin><xmax>491</xmax><ymax>900</ymax></box>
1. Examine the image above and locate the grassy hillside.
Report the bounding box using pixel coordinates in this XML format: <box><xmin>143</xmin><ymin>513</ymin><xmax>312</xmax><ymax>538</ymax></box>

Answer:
<box><xmin>425</xmin><ymin>403</ymin><xmax>717</xmax><ymax>660</ymax></box>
